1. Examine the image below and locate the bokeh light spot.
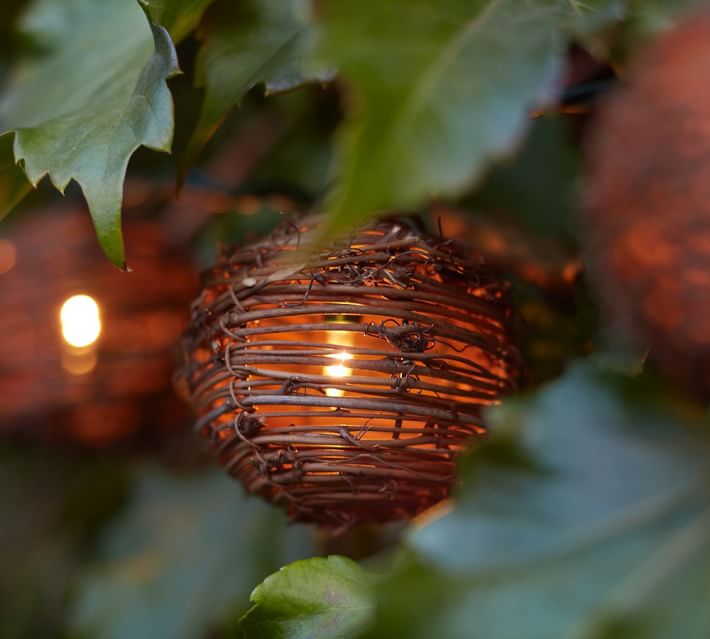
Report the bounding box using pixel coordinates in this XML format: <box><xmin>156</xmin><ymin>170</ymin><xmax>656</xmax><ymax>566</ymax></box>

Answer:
<box><xmin>60</xmin><ymin>294</ymin><xmax>102</xmax><ymax>348</ymax></box>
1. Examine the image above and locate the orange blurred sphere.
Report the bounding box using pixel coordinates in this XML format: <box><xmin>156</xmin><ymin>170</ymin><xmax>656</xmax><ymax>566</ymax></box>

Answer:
<box><xmin>0</xmin><ymin>206</ymin><xmax>198</xmax><ymax>445</ymax></box>
<box><xmin>586</xmin><ymin>9</ymin><xmax>710</xmax><ymax>397</ymax></box>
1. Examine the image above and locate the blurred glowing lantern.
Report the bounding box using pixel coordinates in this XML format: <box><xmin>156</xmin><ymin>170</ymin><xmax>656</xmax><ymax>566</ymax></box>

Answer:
<box><xmin>0</xmin><ymin>206</ymin><xmax>197</xmax><ymax>445</ymax></box>
<box><xmin>178</xmin><ymin>216</ymin><xmax>520</xmax><ymax>528</ymax></box>
<box><xmin>60</xmin><ymin>294</ymin><xmax>102</xmax><ymax>349</ymax></box>
<box><xmin>586</xmin><ymin>8</ymin><xmax>710</xmax><ymax>397</ymax></box>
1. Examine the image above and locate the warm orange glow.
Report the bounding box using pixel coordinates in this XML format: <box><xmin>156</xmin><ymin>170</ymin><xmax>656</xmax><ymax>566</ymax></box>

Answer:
<box><xmin>61</xmin><ymin>348</ymin><xmax>98</xmax><ymax>376</ymax></box>
<box><xmin>179</xmin><ymin>216</ymin><xmax>522</xmax><ymax>526</ymax></box>
<box><xmin>324</xmin><ymin>351</ymin><xmax>353</xmax><ymax>397</ymax></box>
<box><xmin>60</xmin><ymin>294</ymin><xmax>102</xmax><ymax>348</ymax></box>
<box><xmin>0</xmin><ymin>239</ymin><xmax>16</xmax><ymax>274</ymax></box>
<box><xmin>323</xmin><ymin>328</ymin><xmax>355</xmax><ymax>397</ymax></box>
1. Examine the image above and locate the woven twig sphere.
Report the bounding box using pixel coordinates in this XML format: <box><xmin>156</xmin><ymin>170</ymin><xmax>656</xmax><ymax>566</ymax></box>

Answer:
<box><xmin>0</xmin><ymin>207</ymin><xmax>197</xmax><ymax>445</ymax></box>
<box><xmin>586</xmin><ymin>8</ymin><xmax>710</xmax><ymax>397</ymax></box>
<box><xmin>179</xmin><ymin>216</ymin><xmax>520</xmax><ymax>527</ymax></box>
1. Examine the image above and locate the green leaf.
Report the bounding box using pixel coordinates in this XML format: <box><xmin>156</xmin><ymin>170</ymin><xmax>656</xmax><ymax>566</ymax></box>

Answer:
<box><xmin>184</xmin><ymin>0</ymin><xmax>327</xmax><ymax>168</ymax></box>
<box><xmin>622</xmin><ymin>0</ymin><xmax>707</xmax><ymax>42</ymax></box>
<box><xmin>71</xmin><ymin>469</ymin><xmax>315</xmax><ymax>639</ymax></box>
<box><xmin>140</xmin><ymin>0</ymin><xmax>216</xmax><ymax>43</ymax></box>
<box><xmin>0</xmin><ymin>0</ymin><xmax>179</xmax><ymax>268</ymax></box>
<box><xmin>366</xmin><ymin>365</ymin><xmax>710</xmax><ymax>639</ymax></box>
<box><xmin>314</xmin><ymin>0</ymin><xmax>622</xmax><ymax>237</ymax></box>
<box><xmin>0</xmin><ymin>446</ymin><xmax>128</xmax><ymax>638</ymax></box>
<box><xmin>241</xmin><ymin>555</ymin><xmax>375</xmax><ymax>639</ymax></box>
<box><xmin>0</xmin><ymin>132</ymin><xmax>32</xmax><ymax>220</ymax></box>
<box><xmin>464</xmin><ymin>115</ymin><xmax>581</xmax><ymax>243</ymax></box>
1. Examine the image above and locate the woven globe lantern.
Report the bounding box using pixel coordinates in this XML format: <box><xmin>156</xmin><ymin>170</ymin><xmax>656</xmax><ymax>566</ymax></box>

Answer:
<box><xmin>179</xmin><ymin>216</ymin><xmax>520</xmax><ymax>527</ymax></box>
<box><xmin>586</xmin><ymin>8</ymin><xmax>710</xmax><ymax>398</ymax></box>
<box><xmin>0</xmin><ymin>206</ymin><xmax>198</xmax><ymax>445</ymax></box>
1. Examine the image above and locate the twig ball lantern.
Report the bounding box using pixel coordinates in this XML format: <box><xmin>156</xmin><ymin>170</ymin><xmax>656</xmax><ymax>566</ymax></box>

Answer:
<box><xmin>0</xmin><ymin>207</ymin><xmax>198</xmax><ymax>445</ymax></box>
<box><xmin>179</xmin><ymin>216</ymin><xmax>521</xmax><ymax>527</ymax></box>
<box><xmin>585</xmin><ymin>9</ymin><xmax>710</xmax><ymax>398</ymax></box>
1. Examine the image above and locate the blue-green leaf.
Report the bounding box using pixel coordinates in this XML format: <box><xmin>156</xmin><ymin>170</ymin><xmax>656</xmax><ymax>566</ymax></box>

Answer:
<box><xmin>71</xmin><ymin>469</ymin><xmax>315</xmax><ymax>639</ymax></box>
<box><xmin>314</xmin><ymin>0</ymin><xmax>622</xmax><ymax>237</ymax></box>
<box><xmin>0</xmin><ymin>0</ymin><xmax>179</xmax><ymax>267</ymax></box>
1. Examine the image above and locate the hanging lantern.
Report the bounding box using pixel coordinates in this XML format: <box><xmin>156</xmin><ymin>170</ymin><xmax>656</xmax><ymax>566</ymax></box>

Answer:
<box><xmin>178</xmin><ymin>216</ymin><xmax>520</xmax><ymax>527</ymax></box>
<box><xmin>0</xmin><ymin>206</ymin><xmax>198</xmax><ymax>445</ymax></box>
<box><xmin>585</xmin><ymin>8</ymin><xmax>710</xmax><ymax>397</ymax></box>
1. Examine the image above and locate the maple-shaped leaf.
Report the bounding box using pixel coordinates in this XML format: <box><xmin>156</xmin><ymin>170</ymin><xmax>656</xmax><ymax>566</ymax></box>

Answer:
<box><xmin>0</xmin><ymin>0</ymin><xmax>179</xmax><ymax>268</ymax></box>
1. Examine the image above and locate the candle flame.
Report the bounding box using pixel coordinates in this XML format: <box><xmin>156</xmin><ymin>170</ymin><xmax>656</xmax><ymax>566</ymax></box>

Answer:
<box><xmin>324</xmin><ymin>351</ymin><xmax>352</xmax><ymax>397</ymax></box>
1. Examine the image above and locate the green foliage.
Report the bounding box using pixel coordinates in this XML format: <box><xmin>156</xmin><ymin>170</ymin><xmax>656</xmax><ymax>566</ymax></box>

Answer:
<box><xmin>622</xmin><ymin>0</ymin><xmax>708</xmax><ymax>42</ymax></box>
<box><xmin>0</xmin><ymin>132</ymin><xmax>31</xmax><ymax>220</ymax></box>
<box><xmin>2</xmin><ymin>2</ymin><xmax>709</xmax><ymax>637</ymax></box>
<box><xmin>0</xmin><ymin>446</ymin><xmax>129</xmax><ymax>639</ymax></box>
<box><xmin>312</xmin><ymin>0</ymin><xmax>622</xmax><ymax>237</ymax></box>
<box><xmin>242</xmin><ymin>366</ymin><xmax>710</xmax><ymax>638</ymax></box>
<box><xmin>241</xmin><ymin>555</ymin><xmax>375</xmax><ymax>639</ymax></box>
<box><xmin>184</xmin><ymin>0</ymin><xmax>327</xmax><ymax>168</ymax></box>
<box><xmin>0</xmin><ymin>0</ymin><xmax>178</xmax><ymax>267</ymax></box>
<box><xmin>140</xmin><ymin>0</ymin><xmax>217</xmax><ymax>42</ymax></box>
<box><xmin>371</xmin><ymin>367</ymin><xmax>710</xmax><ymax>638</ymax></box>
<box><xmin>0</xmin><ymin>0</ymin><xmax>697</xmax><ymax>260</ymax></box>
<box><xmin>71</xmin><ymin>469</ymin><xmax>315</xmax><ymax>639</ymax></box>
<box><xmin>248</xmin><ymin>89</ymin><xmax>338</xmax><ymax>197</ymax></box>
<box><xmin>465</xmin><ymin>115</ymin><xmax>581</xmax><ymax>243</ymax></box>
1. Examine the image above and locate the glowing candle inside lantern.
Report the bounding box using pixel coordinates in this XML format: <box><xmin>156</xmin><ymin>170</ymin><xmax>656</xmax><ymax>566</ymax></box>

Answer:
<box><xmin>324</xmin><ymin>350</ymin><xmax>352</xmax><ymax>397</ymax></box>
<box><xmin>323</xmin><ymin>328</ymin><xmax>354</xmax><ymax>398</ymax></box>
<box><xmin>60</xmin><ymin>294</ymin><xmax>102</xmax><ymax>348</ymax></box>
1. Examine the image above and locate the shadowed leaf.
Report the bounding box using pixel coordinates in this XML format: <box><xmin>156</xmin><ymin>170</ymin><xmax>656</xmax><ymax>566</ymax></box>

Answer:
<box><xmin>366</xmin><ymin>365</ymin><xmax>710</xmax><ymax>638</ymax></box>
<box><xmin>314</xmin><ymin>0</ymin><xmax>622</xmax><ymax>239</ymax></box>
<box><xmin>71</xmin><ymin>469</ymin><xmax>315</xmax><ymax>639</ymax></box>
<box><xmin>0</xmin><ymin>132</ymin><xmax>32</xmax><ymax>219</ymax></box>
<box><xmin>140</xmin><ymin>0</ymin><xmax>216</xmax><ymax>42</ymax></box>
<box><xmin>183</xmin><ymin>0</ymin><xmax>328</xmax><ymax>170</ymax></box>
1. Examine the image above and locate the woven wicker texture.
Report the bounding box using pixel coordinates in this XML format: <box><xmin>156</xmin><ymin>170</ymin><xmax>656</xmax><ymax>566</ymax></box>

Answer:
<box><xmin>179</xmin><ymin>216</ymin><xmax>520</xmax><ymax>527</ymax></box>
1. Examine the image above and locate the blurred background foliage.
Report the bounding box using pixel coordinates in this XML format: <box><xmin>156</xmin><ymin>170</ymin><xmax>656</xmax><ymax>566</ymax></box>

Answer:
<box><xmin>0</xmin><ymin>0</ymin><xmax>708</xmax><ymax>638</ymax></box>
